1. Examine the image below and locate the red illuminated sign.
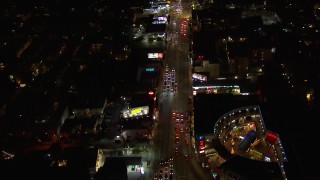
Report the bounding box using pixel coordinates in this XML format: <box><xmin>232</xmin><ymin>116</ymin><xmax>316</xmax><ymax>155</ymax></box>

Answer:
<box><xmin>197</xmin><ymin>55</ymin><xmax>204</xmax><ymax>60</ymax></box>
<box><xmin>198</xmin><ymin>139</ymin><xmax>205</xmax><ymax>150</ymax></box>
<box><xmin>148</xmin><ymin>91</ymin><xmax>154</xmax><ymax>96</ymax></box>
<box><xmin>199</xmin><ymin>140</ymin><xmax>204</xmax><ymax>146</ymax></box>
<box><xmin>265</xmin><ymin>132</ymin><xmax>277</xmax><ymax>144</ymax></box>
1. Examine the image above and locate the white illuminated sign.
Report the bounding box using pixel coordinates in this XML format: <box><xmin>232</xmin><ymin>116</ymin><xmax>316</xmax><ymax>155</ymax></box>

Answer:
<box><xmin>192</xmin><ymin>73</ymin><xmax>207</xmax><ymax>81</ymax></box>
<box><xmin>148</xmin><ymin>53</ymin><xmax>163</xmax><ymax>59</ymax></box>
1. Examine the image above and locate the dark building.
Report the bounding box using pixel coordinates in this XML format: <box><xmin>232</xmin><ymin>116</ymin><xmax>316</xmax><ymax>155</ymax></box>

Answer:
<box><xmin>193</xmin><ymin>93</ymin><xmax>260</xmax><ymax>137</ymax></box>
<box><xmin>96</xmin><ymin>156</ymin><xmax>142</xmax><ymax>180</ymax></box>
<box><xmin>219</xmin><ymin>155</ymin><xmax>283</xmax><ymax>180</ymax></box>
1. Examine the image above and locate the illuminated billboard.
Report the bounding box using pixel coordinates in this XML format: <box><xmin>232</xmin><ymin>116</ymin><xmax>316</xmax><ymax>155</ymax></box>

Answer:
<box><xmin>145</xmin><ymin>67</ymin><xmax>155</xmax><ymax>72</ymax></box>
<box><xmin>198</xmin><ymin>136</ymin><xmax>205</xmax><ymax>151</ymax></box>
<box><xmin>122</xmin><ymin>106</ymin><xmax>149</xmax><ymax>118</ymax></box>
<box><xmin>265</xmin><ymin>132</ymin><xmax>277</xmax><ymax>144</ymax></box>
<box><xmin>192</xmin><ymin>73</ymin><xmax>207</xmax><ymax>81</ymax></box>
<box><xmin>157</xmin><ymin>16</ymin><xmax>167</xmax><ymax>21</ymax></box>
<box><xmin>148</xmin><ymin>53</ymin><xmax>163</xmax><ymax>59</ymax></box>
<box><xmin>152</xmin><ymin>16</ymin><xmax>167</xmax><ymax>24</ymax></box>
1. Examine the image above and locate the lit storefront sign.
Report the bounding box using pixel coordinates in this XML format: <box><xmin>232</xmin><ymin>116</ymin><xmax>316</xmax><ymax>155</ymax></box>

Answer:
<box><xmin>192</xmin><ymin>85</ymin><xmax>241</xmax><ymax>95</ymax></box>
<box><xmin>265</xmin><ymin>132</ymin><xmax>277</xmax><ymax>144</ymax></box>
<box><xmin>198</xmin><ymin>136</ymin><xmax>205</xmax><ymax>151</ymax></box>
<box><xmin>146</xmin><ymin>67</ymin><xmax>155</xmax><ymax>72</ymax></box>
<box><xmin>152</xmin><ymin>16</ymin><xmax>167</xmax><ymax>24</ymax></box>
<box><xmin>148</xmin><ymin>53</ymin><xmax>163</xmax><ymax>59</ymax></box>
<box><xmin>248</xmin><ymin>148</ymin><xmax>263</xmax><ymax>159</ymax></box>
<box><xmin>122</xmin><ymin>106</ymin><xmax>149</xmax><ymax>118</ymax></box>
<box><xmin>192</xmin><ymin>73</ymin><xmax>207</xmax><ymax>81</ymax></box>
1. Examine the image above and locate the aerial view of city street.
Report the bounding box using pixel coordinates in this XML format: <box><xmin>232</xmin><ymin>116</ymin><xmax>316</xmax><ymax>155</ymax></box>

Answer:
<box><xmin>1</xmin><ymin>0</ymin><xmax>320</xmax><ymax>179</ymax></box>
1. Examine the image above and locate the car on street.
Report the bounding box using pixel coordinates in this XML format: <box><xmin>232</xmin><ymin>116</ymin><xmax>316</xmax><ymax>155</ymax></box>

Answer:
<box><xmin>170</xmin><ymin>169</ymin><xmax>174</xmax><ymax>175</ymax></box>
<box><xmin>184</xmin><ymin>154</ymin><xmax>190</xmax><ymax>160</ymax></box>
<box><xmin>175</xmin><ymin>150</ymin><xmax>179</xmax><ymax>156</ymax></box>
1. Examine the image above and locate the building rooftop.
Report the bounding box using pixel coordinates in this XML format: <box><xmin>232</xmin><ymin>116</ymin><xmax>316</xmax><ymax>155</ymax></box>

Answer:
<box><xmin>193</xmin><ymin>93</ymin><xmax>260</xmax><ymax>136</ymax></box>
<box><xmin>220</xmin><ymin>155</ymin><xmax>283</xmax><ymax>180</ymax></box>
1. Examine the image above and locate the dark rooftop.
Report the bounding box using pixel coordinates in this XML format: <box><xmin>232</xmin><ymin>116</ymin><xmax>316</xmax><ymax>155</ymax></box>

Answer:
<box><xmin>220</xmin><ymin>155</ymin><xmax>283</xmax><ymax>180</ymax></box>
<box><xmin>193</xmin><ymin>93</ymin><xmax>260</xmax><ymax>136</ymax></box>
<box><xmin>145</xmin><ymin>23</ymin><xmax>166</xmax><ymax>33</ymax></box>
